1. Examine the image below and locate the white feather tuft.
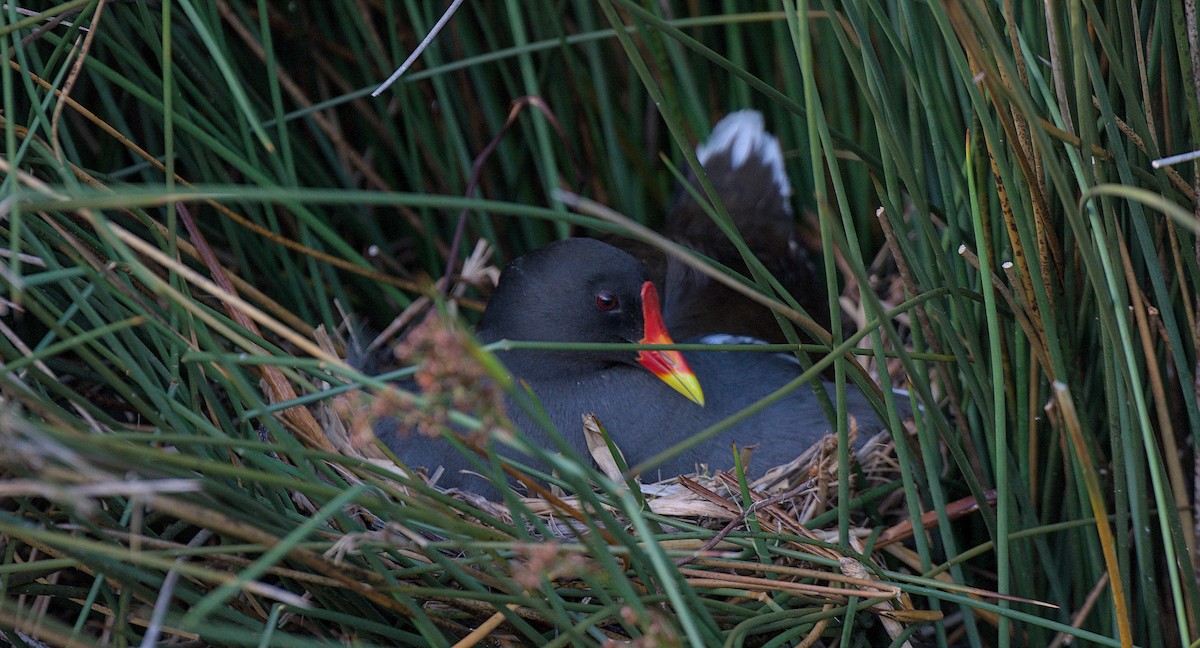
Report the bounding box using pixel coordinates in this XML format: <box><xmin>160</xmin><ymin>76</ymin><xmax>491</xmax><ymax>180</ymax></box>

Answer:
<box><xmin>695</xmin><ymin>110</ymin><xmax>792</xmax><ymax>198</ymax></box>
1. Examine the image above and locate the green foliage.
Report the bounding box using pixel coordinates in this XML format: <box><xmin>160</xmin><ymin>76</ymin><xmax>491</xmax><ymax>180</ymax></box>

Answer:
<box><xmin>0</xmin><ymin>1</ymin><xmax>1196</xmax><ymax>646</ymax></box>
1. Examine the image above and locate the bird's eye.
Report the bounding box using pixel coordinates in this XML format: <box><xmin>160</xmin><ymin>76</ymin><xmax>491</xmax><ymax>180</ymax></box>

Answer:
<box><xmin>596</xmin><ymin>291</ymin><xmax>619</xmax><ymax>312</ymax></box>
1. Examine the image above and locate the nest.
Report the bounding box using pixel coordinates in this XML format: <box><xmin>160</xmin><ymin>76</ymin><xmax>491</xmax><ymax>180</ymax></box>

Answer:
<box><xmin>0</xmin><ymin>316</ymin><xmax>938</xmax><ymax>647</ymax></box>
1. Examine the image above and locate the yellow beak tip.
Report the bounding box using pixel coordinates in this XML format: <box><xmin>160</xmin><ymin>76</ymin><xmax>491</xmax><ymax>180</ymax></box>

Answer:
<box><xmin>664</xmin><ymin>375</ymin><xmax>705</xmax><ymax>406</ymax></box>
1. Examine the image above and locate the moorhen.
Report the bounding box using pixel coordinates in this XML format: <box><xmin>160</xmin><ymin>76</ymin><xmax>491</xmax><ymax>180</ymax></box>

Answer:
<box><xmin>374</xmin><ymin>111</ymin><xmax>894</xmax><ymax>494</ymax></box>
<box><xmin>377</xmin><ymin>237</ymin><xmax>890</xmax><ymax>494</ymax></box>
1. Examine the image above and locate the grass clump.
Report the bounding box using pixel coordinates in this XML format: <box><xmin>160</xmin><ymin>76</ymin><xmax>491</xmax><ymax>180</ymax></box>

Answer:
<box><xmin>1</xmin><ymin>1</ymin><xmax>1196</xmax><ymax>646</ymax></box>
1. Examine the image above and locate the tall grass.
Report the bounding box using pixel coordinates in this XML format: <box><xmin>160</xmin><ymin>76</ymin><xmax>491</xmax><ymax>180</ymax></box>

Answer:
<box><xmin>0</xmin><ymin>1</ymin><xmax>1195</xmax><ymax>646</ymax></box>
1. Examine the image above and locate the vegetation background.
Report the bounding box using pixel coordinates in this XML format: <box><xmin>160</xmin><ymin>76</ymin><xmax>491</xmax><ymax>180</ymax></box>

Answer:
<box><xmin>0</xmin><ymin>1</ymin><xmax>1196</xmax><ymax>646</ymax></box>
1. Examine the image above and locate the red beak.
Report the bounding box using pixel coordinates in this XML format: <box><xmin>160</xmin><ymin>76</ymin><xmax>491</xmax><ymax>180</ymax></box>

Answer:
<box><xmin>636</xmin><ymin>282</ymin><xmax>705</xmax><ymax>406</ymax></box>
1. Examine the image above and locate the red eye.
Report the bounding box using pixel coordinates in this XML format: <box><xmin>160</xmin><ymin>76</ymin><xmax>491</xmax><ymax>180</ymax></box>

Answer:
<box><xmin>596</xmin><ymin>291</ymin><xmax>619</xmax><ymax>311</ymax></box>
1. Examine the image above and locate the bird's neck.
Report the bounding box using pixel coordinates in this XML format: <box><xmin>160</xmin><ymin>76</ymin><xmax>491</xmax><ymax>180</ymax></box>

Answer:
<box><xmin>490</xmin><ymin>348</ymin><xmax>629</xmax><ymax>382</ymax></box>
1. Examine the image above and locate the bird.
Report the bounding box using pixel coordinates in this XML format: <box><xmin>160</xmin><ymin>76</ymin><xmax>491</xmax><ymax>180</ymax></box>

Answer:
<box><xmin>376</xmin><ymin>237</ymin><xmax>890</xmax><ymax>495</ymax></box>
<box><xmin>373</xmin><ymin>111</ymin><xmax>893</xmax><ymax>495</ymax></box>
